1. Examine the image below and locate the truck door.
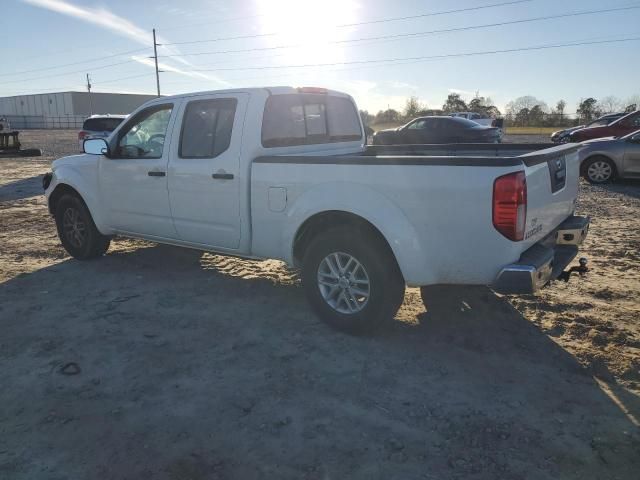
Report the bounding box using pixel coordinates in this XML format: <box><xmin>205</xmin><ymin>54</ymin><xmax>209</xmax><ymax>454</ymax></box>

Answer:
<box><xmin>167</xmin><ymin>93</ymin><xmax>248</xmax><ymax>249</ymax></box>
<box><xmin>99</xmin><ymin>102</ymin><xmax>179</xmax><ymax>239</ymax></box>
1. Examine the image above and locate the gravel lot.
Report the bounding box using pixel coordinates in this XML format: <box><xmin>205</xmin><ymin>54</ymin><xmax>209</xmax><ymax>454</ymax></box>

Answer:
<box><xmin>1</xmin><ymin>130</ymin><xmax>639</xmax><ymax>479</ymax></box>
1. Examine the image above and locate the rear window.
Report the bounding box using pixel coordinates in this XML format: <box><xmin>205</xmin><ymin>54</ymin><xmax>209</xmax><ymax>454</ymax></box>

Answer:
<box><xmin>449</xmin><ymin>117</ymin><xmax>479</xmax><ymax>128</ymax></box>
<box><xmin>262</xmin><ymin>94</ymin><xmax>362</xmax><ymax>148</ymax></box>
<box><xmin>82</xmin><ymin>117</ymin><xmax>123</xmax><ymax>132</ymax></box>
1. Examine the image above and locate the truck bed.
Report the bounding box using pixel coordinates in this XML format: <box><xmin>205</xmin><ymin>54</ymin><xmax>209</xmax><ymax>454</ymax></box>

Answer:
<box><xmin>251</xmin><ymin>142</ymin><xmax>581</xmax><ymax>287</ymax></box>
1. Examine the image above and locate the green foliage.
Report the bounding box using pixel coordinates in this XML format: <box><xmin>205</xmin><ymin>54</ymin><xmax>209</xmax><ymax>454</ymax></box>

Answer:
<box><xmin>577</xmin><ymin>98</ymin><xmax>601</xmax><ymax>123</ymax></box>
<box><xmin>442</xmin><ymin>93</ymin><xmax>467</xmax><ymax>113</ymax></box>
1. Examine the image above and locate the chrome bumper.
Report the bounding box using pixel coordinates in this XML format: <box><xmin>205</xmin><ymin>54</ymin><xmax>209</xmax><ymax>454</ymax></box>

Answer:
<box><xmin>493</xmin><ymin>215</ymin><xmax>590</xmax><ymax>294</ymax></box>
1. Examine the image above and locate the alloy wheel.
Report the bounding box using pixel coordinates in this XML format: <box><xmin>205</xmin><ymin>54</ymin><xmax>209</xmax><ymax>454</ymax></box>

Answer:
<box><xmin>62</xmin><ymin>207</ymin><xmax>86</xmax><ymax>248</ymax></box>
<box><xmin>317</xmin><ymin>252</ymin><xmax>371</xmax><ymax>314</ymax></box>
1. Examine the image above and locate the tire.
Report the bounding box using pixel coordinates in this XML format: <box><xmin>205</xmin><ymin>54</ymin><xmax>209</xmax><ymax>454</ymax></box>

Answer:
<box><xmin>583</xmin><ymin>156</ymin><xmax>616</xmax><ymax>184</ymax></box>
<box><xmin>55</xmin><ymin>194</ymin><xmax>110</xmax><ymax>260</ymax></box>
<box><xmin>301</xmin><ymin>226</ymin><xmax>405</xmax><ymax>334</ymax></box>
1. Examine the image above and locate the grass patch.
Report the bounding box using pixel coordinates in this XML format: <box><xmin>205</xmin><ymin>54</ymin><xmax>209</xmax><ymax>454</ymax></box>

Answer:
<box><xmin>504</xmin><ymin>126</ymin><xmax>557</xmax><ymax>135</ymax></box>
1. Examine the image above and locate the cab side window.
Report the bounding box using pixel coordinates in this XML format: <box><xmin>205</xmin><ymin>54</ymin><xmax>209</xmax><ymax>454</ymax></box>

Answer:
<box><xmin>116</xmin><ymin>105</ymin><xmax>173</xmax><ymax>159</ymax></box>
<box><xmin>179</xmin><ymin>98</ymin><xmax>238</xmax><ymax>158</ymax></box>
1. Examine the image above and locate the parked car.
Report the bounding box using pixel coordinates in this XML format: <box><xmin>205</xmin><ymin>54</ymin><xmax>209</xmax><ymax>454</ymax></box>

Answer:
<box><xmin>449</xmin><ymin>112</ymin><xmax>504</xmax><ymax>133</ymax></box>
<box><xmin>551</xmin><ymin>113</ymin><xmax>626</xmax><ymax>143</ymax></box>
<box><xmin>579</xmin><ymin>129</ymin><xmax>640</xmax><ymax>183</ymax></box>
<box><xmin>373</xmin><ymin>116</ymin><xmax>501</xmax><ymax>144</ymax></box>
<box><xmin>78</xmin><ymin>114</ymin><xmax>126</xmax><ymax>149</ymax></box>
<box><xmin>44</xmin><ymin>86</ymin><xmax>589</xmax><ymax>333</ymax></box>
<box><xmin>569</xmin><ymin>110</ymin><xmax>640</xmax><ymax>143</ymax></box>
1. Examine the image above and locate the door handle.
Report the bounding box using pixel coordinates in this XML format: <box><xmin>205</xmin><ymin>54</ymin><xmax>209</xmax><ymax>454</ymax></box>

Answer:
<box><xmin>148</xmin><ymin>171</ymin><xmax>166</xmax><ymax>177</ymax></box>
<box><xmin>212</xmin><ymin>173</ymin><xmax>234</xmax><ymax>180</ymax></box>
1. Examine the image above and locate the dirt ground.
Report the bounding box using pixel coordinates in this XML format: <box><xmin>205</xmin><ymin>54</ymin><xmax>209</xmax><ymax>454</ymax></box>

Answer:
<box><xmin>1</xmin><ymin>130</ymin><xmax>639</xmax><ymax>479</ymax></box>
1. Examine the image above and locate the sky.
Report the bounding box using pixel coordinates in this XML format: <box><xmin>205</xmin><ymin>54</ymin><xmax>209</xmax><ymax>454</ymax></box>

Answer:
<box><xmin>1</xmin><ymin>0</ymin><xmax>639</xmax><ymax>115</ymax></box>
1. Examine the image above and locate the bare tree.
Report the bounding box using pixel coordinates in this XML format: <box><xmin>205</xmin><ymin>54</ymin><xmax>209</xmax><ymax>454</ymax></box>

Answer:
<box><xmin>624</xmin><ymin>94</ymin><xmax>640</xmax><ymax>112</ymax></box>
<box><xmin>403</xmin><ymin>96</ymin><xmax>424</xmax><ymax>119</ymax></box>
<box><xmin>599</xmin><ymin>96</ymin><xmax>623</xmax><ymax>114</ymax></box>
<box><xmin>505</xmin><ymin>96</ymin><xmax>548</xmax><ymax>116</ymax></box>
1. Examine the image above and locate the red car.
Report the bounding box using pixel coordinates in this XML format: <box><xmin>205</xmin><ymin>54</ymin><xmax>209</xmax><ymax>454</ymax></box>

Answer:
<box><xmin>569</xmin><ymin>110</ymin><xmax>640</xmax><ymax>142</ymax></box>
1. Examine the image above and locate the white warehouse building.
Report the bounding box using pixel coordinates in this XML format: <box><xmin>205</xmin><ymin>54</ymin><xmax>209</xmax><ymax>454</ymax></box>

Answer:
<box><xmin>0</xmin><ymin>91</ymin><xmax>157</xmax><ymax>129</ymax></box>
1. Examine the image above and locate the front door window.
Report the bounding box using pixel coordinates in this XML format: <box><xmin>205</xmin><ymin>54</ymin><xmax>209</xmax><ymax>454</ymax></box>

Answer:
<box><xmin>116</xmin><ymin>105</ymin><xmax>173</xmax><ymax>158</ymax></box>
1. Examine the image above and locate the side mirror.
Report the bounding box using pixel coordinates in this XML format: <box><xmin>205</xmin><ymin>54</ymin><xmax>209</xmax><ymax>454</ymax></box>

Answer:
<box><xmin>83</xmin><ymin>138</ymin><xmax>110</xmax><ymax>156</ymax></box>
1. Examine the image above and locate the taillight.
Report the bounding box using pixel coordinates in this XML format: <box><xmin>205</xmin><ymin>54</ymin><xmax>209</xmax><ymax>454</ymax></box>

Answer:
<box><xmin>493</xmin><ymin>171</ymin><xmax>527</xmax><ymax>241</ymax></box>
<box><xmin>78</xmin><ymin>130</ymin><xmax>87</xmax><ymax>140</ymax></box>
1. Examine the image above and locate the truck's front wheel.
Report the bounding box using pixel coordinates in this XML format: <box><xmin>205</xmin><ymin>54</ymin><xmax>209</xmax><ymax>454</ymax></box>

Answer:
<box><xmin>55</xmin><ymin>194</ymin><xmax>110</xmax><ymax>260</ymax></box>
<box><xmin>301</xmin><ymin>227</ymin><xmax>404</xmax><ymax>334</ymax></box>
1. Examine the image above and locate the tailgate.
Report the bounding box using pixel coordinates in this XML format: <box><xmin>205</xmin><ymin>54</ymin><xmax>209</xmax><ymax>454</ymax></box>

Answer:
<box><xmin>519</xmin><ymin>144</ymin><xmax>581</xmax><ymax>248</ymax></box>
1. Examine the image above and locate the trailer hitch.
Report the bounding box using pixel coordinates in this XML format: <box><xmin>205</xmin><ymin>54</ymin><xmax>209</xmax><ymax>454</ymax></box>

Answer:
<box><xmin>558</xmin><ymin>257</ymin><xmax>588</xmax><ymax>282</ymax></box>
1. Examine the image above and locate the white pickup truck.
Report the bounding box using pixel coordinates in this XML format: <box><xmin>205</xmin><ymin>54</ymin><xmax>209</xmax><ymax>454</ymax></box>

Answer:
<box><xmin>43</xmin><ymin>87</ymin><xmax>590</xmax><ymax>333</ymax></box>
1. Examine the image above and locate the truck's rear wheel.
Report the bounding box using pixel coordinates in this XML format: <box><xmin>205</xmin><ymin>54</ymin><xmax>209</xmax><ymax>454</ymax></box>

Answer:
<box><xmin>55</xmin><ymin>194</ymin><xmax>110</xmax><ymax>260</ymax></box>
<box><xmin>301</xmin><ymin>226</ymin><xmax>404</xmax><ymax>334</ymax></box>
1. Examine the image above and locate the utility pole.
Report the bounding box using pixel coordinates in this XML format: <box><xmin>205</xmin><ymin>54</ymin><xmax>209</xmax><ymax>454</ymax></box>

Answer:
<box><xmin>152</xmin><ymin>28</ymin><xmax>161</xmax><ymax>97</ymax></box>
<box><xmin>86</xmin><ymin>73</ymin><xmax>93</xmax><ymax>115</ymax></box>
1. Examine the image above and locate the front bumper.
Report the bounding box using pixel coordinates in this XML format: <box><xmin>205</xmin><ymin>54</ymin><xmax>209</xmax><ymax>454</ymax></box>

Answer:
<box><xmin>493</xmin><ymin>215</ymin><xmax>590</xmax><ymax>294</ymax></box>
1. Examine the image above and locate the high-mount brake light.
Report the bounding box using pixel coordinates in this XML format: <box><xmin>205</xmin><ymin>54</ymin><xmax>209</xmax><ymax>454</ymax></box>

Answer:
<box><xmin>297</xmin><ymin>87</ymin><xmax>328</xmax><ymax>94</ymax></box>
<box><xmin>493</xmin><ymin>171</ymin><xmax>527</xmax><ymax>241</ymax></box>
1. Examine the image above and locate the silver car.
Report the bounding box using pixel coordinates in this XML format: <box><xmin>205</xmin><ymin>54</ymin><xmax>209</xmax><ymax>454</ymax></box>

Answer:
<box><xmin>579</xmin><ymin>129</ymin><xmax>640</xmax><ymax>183</ymax></box>
<box><xmin>78</xmin><ymin>115</ymin><xmax>126</xmax><ymax>150</ymax></box>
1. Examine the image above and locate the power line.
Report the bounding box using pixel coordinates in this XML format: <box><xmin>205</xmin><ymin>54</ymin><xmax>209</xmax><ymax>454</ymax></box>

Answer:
<box><xmin>159</xmin><ymin>13</ymin><xmax>265</xmax><ymax>32</ymax></box>
<box><xmin>0</xmin><ymin>47</ymin><xmax>150</xmax><ymax>78</ymax></box>
<box><xmin>0</xmin><ymin>72</ymin><xmax>156</xmax><ymax>96</ymax></box>
<box><xmin>161</xmin><ymin>0</ymin><xmax>534</xmax><ymax>46</ymax></box>
<box><xmin>158</xmin><ymin>5</ymin><xmax>640</xmax><ymax>62</ymax></box>
<box><xmin>0</xmin><ymin>59</ymin><xmax>143</xmax><ymax>86</ymax></box>
<box><xmin>158</xmin><ymin>34</ymin><xmax>635</xmax><ymax>85</ymax></box>
<box><xmin>164</xmin><ymin>36</ymin><xmax>640</xmax><ymax>73</ymax></box>
<box><xmin>94</xmin><ymin>73</ymin><xmax>155</xmax><ymax>85</ymax></box>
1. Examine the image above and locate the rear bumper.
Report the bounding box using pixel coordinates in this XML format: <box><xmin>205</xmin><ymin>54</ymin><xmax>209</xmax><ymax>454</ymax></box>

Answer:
<box><xmin>493</xmin><ymin>215</ymin><xmax>590</xmax><ymax>294</ymax></box>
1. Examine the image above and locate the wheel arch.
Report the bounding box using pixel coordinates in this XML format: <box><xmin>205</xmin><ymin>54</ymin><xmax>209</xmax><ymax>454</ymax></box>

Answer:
<box><xmin>580</xmin><ymin>153</ymin><xmax>618</xmax><ymax>177</ymax></box>
<box><xmin>284</xmin><ymin>183</ymin><xmax>430</xmax><ymax>286</ymax></box>
<box><xmin>48</xmin><ymin>183</ymin><xmax>83</xmax><ymax>215</ymax></box>
<box><xmin>47</xmin><ymin>178</ymin><xmax>110</xmax><ymax>234</ymax></box>
<box><xmin>292</xmin><ymin>210</ymin><xmax>400</xmax><ymax>274</ymax></box>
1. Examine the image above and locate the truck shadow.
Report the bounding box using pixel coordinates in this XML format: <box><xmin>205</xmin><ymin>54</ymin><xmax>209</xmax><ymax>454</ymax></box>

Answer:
<box><xmin>1</xmin><ymin>244</ymin><xmax>639</xmax><ymax>478</ymax></box>
<box><xmin>0</xmin><ymin>175</ymin><xmax>43</xmax><ymax>202</ymax></box>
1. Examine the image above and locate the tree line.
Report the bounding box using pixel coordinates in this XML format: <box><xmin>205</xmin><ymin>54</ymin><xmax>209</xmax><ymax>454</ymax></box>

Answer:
<box><xmin>361</xmin><ymin>93</ymin><xmax>640</xmax><ymax>128</ymax></box>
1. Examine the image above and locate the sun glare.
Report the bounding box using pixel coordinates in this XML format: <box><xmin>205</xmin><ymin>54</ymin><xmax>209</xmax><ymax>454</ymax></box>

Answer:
<box><xmin>256</xmin><ymin>0</ymin><xmax>360</xmax><ymax>65</ymax></box>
